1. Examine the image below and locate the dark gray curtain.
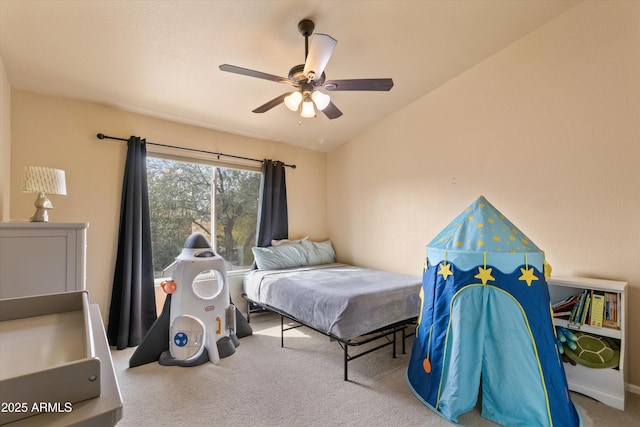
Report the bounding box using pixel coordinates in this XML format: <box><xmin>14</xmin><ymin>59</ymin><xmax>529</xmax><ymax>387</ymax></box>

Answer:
<box><xmin>107</xmin><ymin>136</ymin><xmax>157</xmax><ymax>349</ymax></box>
<box><xmin>244</xmin><ymin>159</ymin><xmax>288</xmax><ymax>322</ymax></box>
<box><xmin>256</xmin><ymin>160</ymin><xmax>288</xmax><ymax>247</ymax></box>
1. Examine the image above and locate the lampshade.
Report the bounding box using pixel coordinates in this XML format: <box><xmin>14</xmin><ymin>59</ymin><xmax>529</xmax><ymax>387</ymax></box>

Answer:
<box><xmin>22</xmin><ymin>166</ymin><xmax>67</xmax><ymax>222</ymax></box>
<box><xmin>311</xmin><ymin>91</ymin><xmax>331</xmax><ymax>110</ymax></box>
<box><xmin>284</xmin><ymin>91</ymin><xmax>303</xmax><ymax>111</ymax></box>
<box><xmin>22</xmin><ymin>166</ymin><xmax>67</xmax><ymax>195</ymax></box>
<box><xmin>300</xmin><ymin>99</ymin><xmax>316</xmax><ymax>118</ymax></box>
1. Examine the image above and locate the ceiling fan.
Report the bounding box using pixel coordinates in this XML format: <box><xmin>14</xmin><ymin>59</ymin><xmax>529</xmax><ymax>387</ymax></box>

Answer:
<box><xmin>219</xmin><ymin>19</ymin><xmax>394</xmax><ymax>119</ymax></box>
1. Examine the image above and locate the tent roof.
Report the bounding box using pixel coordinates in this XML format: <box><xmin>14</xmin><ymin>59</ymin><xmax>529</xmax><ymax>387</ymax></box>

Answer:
<box><xmin>429</xmin><ymin>196</ymin><xmax>540</xmax><ymax>253</ymax></box>
<box><xmin>427</xmin><ymin>196</ymin><xmax>544</xmax><ymax>272</ymax></box>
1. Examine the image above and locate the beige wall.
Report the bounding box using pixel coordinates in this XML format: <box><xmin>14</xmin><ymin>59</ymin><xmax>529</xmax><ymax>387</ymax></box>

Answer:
<box><xmin>9</xmin><ymin>90</ymin><xmax>327</xmax><ymax>324</ymax></box>
<box><xmin>0</xmin><ymin>56</ymin><xmax>10</xmax><ymax>221</ymax></box>
<box><xmin>328</xmin><ymin>1</ymin><xmax>639</xmax><ymax>387</ymax></box>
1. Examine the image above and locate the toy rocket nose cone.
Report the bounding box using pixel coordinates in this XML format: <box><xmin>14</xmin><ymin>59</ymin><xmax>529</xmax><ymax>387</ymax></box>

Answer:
<box><xmin>184</xmin><ymin>232</ymin><xmax>213</xmax><ymax>249</ymax></box>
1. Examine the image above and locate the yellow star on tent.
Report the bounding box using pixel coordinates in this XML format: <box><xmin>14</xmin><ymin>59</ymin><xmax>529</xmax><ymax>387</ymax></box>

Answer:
<box><xmin>543</xmin><ymin>260</ymin><xmax>553</xmax><ymax>280</ymax></box>
<box><xmin>518</xmin><ymin>267</ymin><xmax>538</xmax><ymax>286</ymax></box>
<box><xmin>475</xmin><ymin>266</ymin><xmax>495</xmax><ymax>285</ymax></box>
<box><xmin>438</xmin><ymin>262</ymin><xmax>453</xmax><ymax>280</ymax></box>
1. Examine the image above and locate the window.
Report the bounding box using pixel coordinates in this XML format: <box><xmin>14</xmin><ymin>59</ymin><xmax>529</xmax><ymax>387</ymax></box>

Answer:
<box><xmin>147</xmin><ymin>156</ymin><xmax>260</xmax><ymax>277</ymax></box>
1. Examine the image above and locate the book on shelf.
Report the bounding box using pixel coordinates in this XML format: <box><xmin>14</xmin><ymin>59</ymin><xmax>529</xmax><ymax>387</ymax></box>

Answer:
<box><xmin>552</xmin><ymin>289</ymin><xmax>619</xmax><ymax>329</ymax></box>
<box><xmin>580</xmin><ymin>294</ymin><xmax>591</xmax><ymax>325</ymax></box>
<box><xmin>552</xmin><ymin>295</ymin><xmax>578</xmax><ymax>312</ymax></box>
<box><xmin>590</xmin><ymin>292</ymin><xmax>605</xmax><ymax>328</ymax></box>
<box><xmin>553</xmin><ymin>310</ymin><xmax>572</xmax><ymax>318</ymax></box>
<box><xmin>569</xmin><ymin>289</ymin><xmax>589</xmax><ymax>324</ymax></box>
<box><xmin>602</xmin><ymin>293</ymin><xmax>618</xmax><ymax>328</ymax></box>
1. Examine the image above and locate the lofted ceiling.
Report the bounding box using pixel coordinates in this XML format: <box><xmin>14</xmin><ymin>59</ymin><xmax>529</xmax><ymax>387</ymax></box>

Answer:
<box><xmin>0</xmin><ymin>0</ymin><xmax>580</xmax><ymax>152</ymax></box>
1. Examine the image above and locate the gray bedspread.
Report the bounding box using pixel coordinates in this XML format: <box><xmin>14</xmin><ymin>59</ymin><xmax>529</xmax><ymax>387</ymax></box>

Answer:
<box><xmin>244</xmin><ymin>264</ymin><xmax>421</xmax><ymax>340</ymax></box>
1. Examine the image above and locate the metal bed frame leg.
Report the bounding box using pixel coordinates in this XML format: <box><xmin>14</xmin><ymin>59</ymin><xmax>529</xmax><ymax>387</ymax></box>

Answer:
<box><xmin>344</xmin><ymin>345</ymin><xmax>349</xmax><ymax>381</ymax></box>
<box><xmin>402</xmin><ymin>329</ymin><xmax>406</xmax><ymax>354</ymax></box>
<box><xmin>280</xmin><ymin>315</ymin><xmax>284</xmax><ymax>348</ymax></box>
<box><xmin>393</xmin><ymin>330</ymin><xmax>397</xmax><ymax>358</ymax></box>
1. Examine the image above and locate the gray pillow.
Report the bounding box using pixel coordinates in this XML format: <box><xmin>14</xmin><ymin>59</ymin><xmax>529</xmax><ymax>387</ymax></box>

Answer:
<box><xmin>301</xmin><ymin>240</ymin><xmax>336</xmax><ymax>265</ymax></box>
<box><xmin>252</xmin><ymin>243</ymin><xmax>308</xmax><ymax>270</ymax></box>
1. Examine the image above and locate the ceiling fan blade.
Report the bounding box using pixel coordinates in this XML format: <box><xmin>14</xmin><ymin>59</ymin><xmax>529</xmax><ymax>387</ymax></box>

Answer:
<box><xmin>252</xmin><ymin>93</ymin><xmax>288</xmax><ymax>113</ymax></box>
<box><xmin>303</xmin><ymin>34</ymin><xmax>337</xmax><ymax>81</ymax></box>
<box><xmin>322</xmin><ymin>101</ymin><xmax>343</xmax><ymax>119</ymax></box>
<box><xmin>219</xmin><ymin>64</ymin><xmax>293</xmax><ymax>85</ymax></box>
<box><xmin>324</xmin><ymin>78</ymin><xmax>394</xmax><ymax>91</ymax></box>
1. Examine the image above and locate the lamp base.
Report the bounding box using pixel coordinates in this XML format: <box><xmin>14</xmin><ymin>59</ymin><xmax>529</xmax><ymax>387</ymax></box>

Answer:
<box><xmin>30</xmin><ymin>208</ymin><xmax>50</xmax><ymax>222</ymax></box>
<box><xmin>30</xmin><ymin>192</ymin><xmax>53</xmax><ymax>223</ymax></box>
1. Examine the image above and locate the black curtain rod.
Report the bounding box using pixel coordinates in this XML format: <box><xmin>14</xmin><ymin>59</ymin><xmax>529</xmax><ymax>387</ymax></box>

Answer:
<box><xmin>96</xmin><ymin>133</ymin><xmax>296</xmax><ymax>169</ymax></box>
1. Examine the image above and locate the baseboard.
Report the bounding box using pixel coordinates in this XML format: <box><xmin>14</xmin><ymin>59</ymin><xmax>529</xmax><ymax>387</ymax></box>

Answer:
<box><xmin>627</xmin><ymin>383</ymin><xmax>640</xmax><ymax>395</ymax></box>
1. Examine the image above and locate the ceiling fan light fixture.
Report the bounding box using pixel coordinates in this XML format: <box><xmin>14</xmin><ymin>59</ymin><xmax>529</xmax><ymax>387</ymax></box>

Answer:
<box><xmin>311</xmin><ymin>91</ymin><xmax>331</xmax><ymax>110</ymax></box>
<box><xmin>284</xmin><ymin>91</ymin><xmax>303</xmax><ymax>111</ymax></box>
<box><xmin>300</xmin><ymin>99</ymin><xmax>316</xmax><ymax>118</ymax></box>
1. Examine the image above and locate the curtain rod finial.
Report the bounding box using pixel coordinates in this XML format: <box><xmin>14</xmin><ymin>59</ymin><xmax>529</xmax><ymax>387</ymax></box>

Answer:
<box><xmin>97</xmin><ymin>133</ymin><xmax>105</xmax><ymax>139</ymax></box>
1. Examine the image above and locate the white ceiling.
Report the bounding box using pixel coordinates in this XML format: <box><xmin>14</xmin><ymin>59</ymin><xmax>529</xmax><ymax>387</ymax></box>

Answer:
<box><xmin>0</xmin><ymin>0</ymin><xmax>580</xmax><ymax>152</ymax></box>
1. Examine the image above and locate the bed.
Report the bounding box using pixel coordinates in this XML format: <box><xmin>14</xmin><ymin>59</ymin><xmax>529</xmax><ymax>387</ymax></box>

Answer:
<box><xmin>243</xmin><ymin>239</ymin><xmax>421</xmax><ymax>380</ymax></box>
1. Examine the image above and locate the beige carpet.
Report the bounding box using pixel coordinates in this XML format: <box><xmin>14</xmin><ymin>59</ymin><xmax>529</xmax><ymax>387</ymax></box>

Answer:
<box><xmin>111</xmin><ymin>313</ymin><xmax>639</xmax><ymax>426</ymax></box>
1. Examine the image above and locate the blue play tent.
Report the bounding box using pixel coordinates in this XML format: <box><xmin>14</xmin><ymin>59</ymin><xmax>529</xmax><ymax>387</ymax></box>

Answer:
<box><xmin>406</xmin><ymin>196</ymin><xmax>581</xmax><ymax>426</ymax></box>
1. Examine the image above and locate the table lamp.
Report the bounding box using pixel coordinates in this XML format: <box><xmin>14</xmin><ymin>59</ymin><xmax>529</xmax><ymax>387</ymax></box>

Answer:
<box><xmin>21</xmin><ymin>166</ymin><xmax>67</xmax><ymax>222</ymax></box>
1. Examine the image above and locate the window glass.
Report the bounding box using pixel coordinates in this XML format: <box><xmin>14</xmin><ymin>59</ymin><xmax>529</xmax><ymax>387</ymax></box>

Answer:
<box><xmin>147</xmin><ymin>157</ymin><xmax>260</xmax><ymax>276</ymax></box>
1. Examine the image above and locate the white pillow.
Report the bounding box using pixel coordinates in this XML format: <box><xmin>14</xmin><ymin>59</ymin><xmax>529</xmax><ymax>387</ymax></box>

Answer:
<box><xmin>271</xmin><ymin>236</ymin><xmax>308</xmax><ymax>246</ymax></box>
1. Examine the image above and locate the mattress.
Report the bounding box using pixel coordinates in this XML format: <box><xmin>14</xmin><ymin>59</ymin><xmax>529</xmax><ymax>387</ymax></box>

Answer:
<box><xmin>244</xmin><ymin>263</ymin><xmax>421</xmax><ymax>340</ymax></box>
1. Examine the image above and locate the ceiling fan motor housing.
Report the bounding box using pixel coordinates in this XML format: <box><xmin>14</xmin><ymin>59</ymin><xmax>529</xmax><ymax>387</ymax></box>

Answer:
<box><xmin>288</xmin><ymin>64</ymin><xmax>326</xmax><ymax>86</ymax></box>
<box><xmin>298</xmin><ymin>19</ymin><xmax>315</xmax><ymax>37</ymax></box>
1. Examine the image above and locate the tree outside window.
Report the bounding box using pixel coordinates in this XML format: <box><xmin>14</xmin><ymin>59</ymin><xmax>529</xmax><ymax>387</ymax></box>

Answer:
<box><xmin>147</xmin><ymin>157</ymin><xmax>260</xmax><ymax>276</ymax></box>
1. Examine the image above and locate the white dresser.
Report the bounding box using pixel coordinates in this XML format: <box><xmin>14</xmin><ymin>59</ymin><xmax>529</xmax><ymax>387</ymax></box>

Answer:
<box><xmin>0</xmin><ymin>222</ymin><xmax>88</xmax><ymax>299</ymax></box>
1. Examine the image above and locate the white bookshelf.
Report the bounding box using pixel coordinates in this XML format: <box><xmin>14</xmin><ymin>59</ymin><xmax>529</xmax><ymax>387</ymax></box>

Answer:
<box><xmin>548</xmin><ymin>276</ymin><xmax>628</xmax><ymax>410</ymax></box>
